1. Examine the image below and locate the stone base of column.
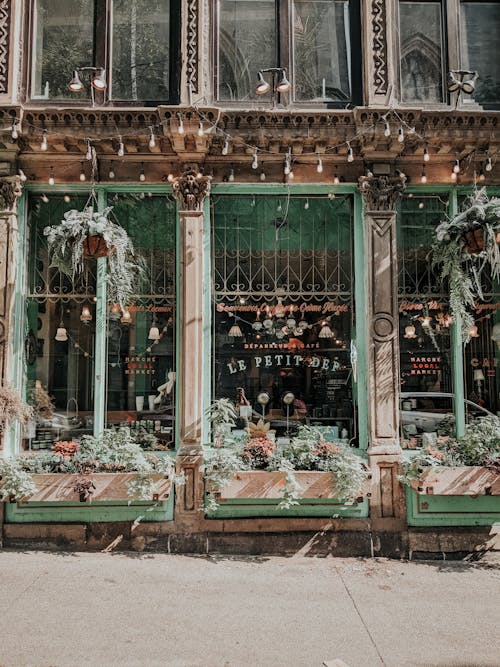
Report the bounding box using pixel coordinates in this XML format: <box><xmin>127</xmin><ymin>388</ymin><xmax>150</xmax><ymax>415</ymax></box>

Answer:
<box><xmin>175</xmin><ymin>444</ymin><xmax>205</xmax><ymax>527</ymax></box>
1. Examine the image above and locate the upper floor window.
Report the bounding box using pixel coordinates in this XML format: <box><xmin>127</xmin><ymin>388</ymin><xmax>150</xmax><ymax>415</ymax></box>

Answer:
<box><xmin>216</xmin><ymin>0</ymin><xmax>362</xmax><ymax>105</ymax></box>
<box><xmin>30</xmin><ymin>0</ymin><xmax>180</xmax><ymax>104</ymax></box>
<box><xmin>399</xmin><ymin>0</ymin><xmax>500</xmax><ymax>107</ymax></box>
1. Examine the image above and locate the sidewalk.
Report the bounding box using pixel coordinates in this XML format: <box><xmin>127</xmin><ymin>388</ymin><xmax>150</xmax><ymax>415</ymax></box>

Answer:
<box><xmin>0</xmin><ymin>551</ymin><xmax>499</xmax><ymax>667</ymax></box>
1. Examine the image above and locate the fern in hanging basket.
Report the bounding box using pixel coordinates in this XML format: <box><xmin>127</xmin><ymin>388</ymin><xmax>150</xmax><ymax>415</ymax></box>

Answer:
<box><xmin>44</xmin><ymin>206</ymin><xmax>144</xmax><ymax>307</ymax></box>
<box><xmin>432</xmin><ymin>188</ymin><xmax>500</xmax><ymax>341</ymax></box>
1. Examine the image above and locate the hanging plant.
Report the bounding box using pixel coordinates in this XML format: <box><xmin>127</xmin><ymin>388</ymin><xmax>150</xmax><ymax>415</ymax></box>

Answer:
<box><xmin>0</xmin><ymin>384</ymin><xmax>33</xmax><ymax>433</ymax></box>
<box><xmin>432</xmin><ymin>188</ymin><xmax>500</xmax><ymax>341</ymax></box>
<box><xmin>44</xmin><ymin>205</ymin><xmax>144</xmax><ymax>307</ymax></box>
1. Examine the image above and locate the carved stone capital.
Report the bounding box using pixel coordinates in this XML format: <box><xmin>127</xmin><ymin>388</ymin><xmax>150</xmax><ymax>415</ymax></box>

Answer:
<box><xmin>172</xmin><ymin>169</ymin><xmax>211</xmax><ymax>212</ymax></box>
<box><xmin>358</xmin><ymin>174</ymin><xmax>406</xmax><ymax>211</ymax></box>
<box><xmin>0</xmin><ymin>176</ymin><xmax>22</xmax><ymax>213</ymax></box>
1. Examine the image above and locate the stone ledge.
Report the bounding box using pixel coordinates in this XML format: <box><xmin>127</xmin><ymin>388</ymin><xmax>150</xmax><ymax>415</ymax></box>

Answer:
<box><xmin>3</xmin><ymin>523</ymin><xmax>86</xmax><ymax>549</ymax></box>
<box><xmin>408</xmin><ymin>526</ymin><xmax>500</xmax><ymax>555</ymax></box>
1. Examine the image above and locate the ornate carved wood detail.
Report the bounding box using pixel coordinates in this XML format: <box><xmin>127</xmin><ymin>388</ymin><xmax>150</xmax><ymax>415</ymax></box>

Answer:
<box><xmin>359</xmin><ymin>174</ymin><xmax>406</xmax><ymax>211</ymax></box>
<box><xmin>172</xmin><ymin>169</ymin><xmax>211</xmax><ymax>211</ymax></box>
<box><xmin>0</xmin><ymin>0</ymin><xmax>11</xmax><ymax>94</ymax></box>
<box><xmin>372</xmin><ymin>0</ymin><xmax>388</xmax><ymax>95</ymax></box>
<box><xmin>186</xmin><ymin>0</ymin><xmax>199</xmax><ymax>94</ymax></box>
<box><xmin>0</xmin><ymin>177</ymin><xmax>22</xmax><ymax>213</ymax></box>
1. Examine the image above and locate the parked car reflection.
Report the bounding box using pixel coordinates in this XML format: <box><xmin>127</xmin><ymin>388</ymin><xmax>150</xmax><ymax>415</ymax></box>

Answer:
<box><xmin>400</xmin><ymin>392</ymin><xmax>494</xmax><ymax>434</ymax></box>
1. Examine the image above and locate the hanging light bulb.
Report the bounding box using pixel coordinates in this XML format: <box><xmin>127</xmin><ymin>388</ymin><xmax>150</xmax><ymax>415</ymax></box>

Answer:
<box><xmin>228</xmin><ymin>323</ymin><xmax>243</xmax><ymax>337</ymax></box>
<box><xmin>286</xmin><ymin>306</ymin><xmax>296</xmax><ymax>329</ymax></box>
<box><xmin>347</xmin><ymin>143</ymin><xmax>354</xmax><ymax>162</ymax></box>
<box><xmin>275</xmin><ymin>298</ymin><xmax>285</xmax><ymax>318</ymax></box>
<box><xmin>260</xmin><ymin>167</ymin><xmax>266</xmax><ymax>181</ymax></box>
<box><xmin>139</xmin><ymin>162</ymin><xmax>146</xmax><ymax>181</ymax></box>
<box><xmin>177</xmin><ymin>113</ymin><xmax>185</xmax><ymax>135</ymax></box>
<box><xmin>80</xmin><ymin>305</ymin><xmax>92</xmax><ymax>323</ymax></box>
<box><xmin>284</xmin><ymin>153</ymin><xmax>291</xmax><ymax>176</ymax></box>
<box><xmin>41</xmin><ymin>130</ymin><xmax>48</xmax><ymax>151</ymax></box>
<box><xmin>64</xmin><ymin>194</ymin><xmax>71</xmax><ymax>203</ymax></box>
<box><xmin>252</xmin><ymin>148</ymin><xmax>259</xmax><ymax>170</ymax></box>
<box><xmin>48</xmin><ymin>167</ymin><xmax>55</xmax><ymax>186</ymax></box>
<box><xmin>41</xmin><ymin>193</ymin><xmax>49</xmax><ymax>203</ymax></box>
<box><xmin>485</xmin><ymin>157</ymin><xmax>493</xmax><ymax>172</ymax></box>
<box><xmin>418</xmin><ymin>201</ymin><xmax>424</xmax><ymax>209</ymax></box>
<box><xmin>421</xmin><ymin>315</ymin><xmax>431</xmax><ymax>328</ymax></box>
<box><xmin>252</xmin><ymin>310</ymin><xmax>263</xmax><ymax>331</ymax></box>
<box><xmin>397</xmin><ymin>126</ymin><xmax>404</xmax><ymax>143</ymax></box>
<box><xmin>304</xmin><ymin>198</ymin><xmax>309</xmax><ymax>210</ymax></box>
<box><xmin>222</xmin><ymin>137</ymin><xmax>229</xmax><ymax>155</ymax></box>
<box><xmin>451</xmin><ymin>170</ymin><xmax>458</xmax><ymax>182</ymax></box>
<box><xmin>228</xmin><ymin>167</ymin><xmax>235</xmax><ymax>182</ymax></box>
<box><xmin>316</xmin><ymin>154</ymin><xmax>323</xmax><ymax>174</ymax></box>
<box><xmin>79</xmin><ymin>162</ymin><xmax>86</xmax><ymax>181</ymax></box>
<box><xmin>167</xmin><ymin>166</ymin><xmax>174</xmax><ymax>182</ymax></box>
<box><xmin>299</xmin><ymin>319</ymin><xmax>308</xmax><ymax>330</ymax></box>
<box><xmin>333</xmin><ymin>171</ymin><xmax>340</xmax><ymax>185</ymax></box>
<box><xmin>117</xmin><ymin>136</ymin><xmax>125</xmax><ymax>157</ymax></box>
<box><xmin>403</xmin><ymin>324</ymin><xmax>416</xmax><ymax>339</ymax></box>
<box><xmin>110</xmin><ymin>303</ymin><xmax>122</xmax><ymax>320</ymax></box>
<box><xmin>18</xmin><ymin>169</ymin><xmax>27</xmax><ymax>182</ymax></box>
<box><xmin>420</xmin><ymin>165</ymin><xmax>427</xmax><ymax>184</ymax></box>
<box><xmin>55</xmin><ymin>319</ymin><xmax>68</xmax><ymax>342</ymax></box>
<box><xmin>86</xmin><ymin>140</ymin><xmax>92</xmax><ymax>161</ymax></box>
<box><xmin>453</xmin><ymin>159</ymin><xmax>460</xmax><ymax>174</ymax></box>
<box><xmin>250</xmin><ymin>196</ymin><xmax>255</xmax><ymax>208</ymax></box>
<box><xmin>149</xmin><ymin>127</ymin><xmax>156</xmax><ymax>149</ymax></box>
<box><xmin>197</xmin><ymin>122</ymin><xmax>205</xmax><ymax>137</ymax></box>
<box><xmin>318</xmin><ymin>322</ymin><xmax>334</xmax><ymax>338</ymax></box>
<box><xmin>11</xmin><ymin>120</ymin><xmax>18</xmax><ymax>140</ymax></box>
<box><xmin>384</xmin><ymin>119</ymin><xmax>391</xmax><ymax>137</ymax></box>
<box><xmin>108</xmin><ymin>161</ymin><xmax>115</xmax><ymax>179</ymax></box>
<box><xmin>468</xmin><ymin>324</ymin><xmax>479</xmax><ymax>338</ymax></box>
<box><xmin>287</xmin><ymin>167</ymin><xmax>294</xmax><ymax>180</ymax></box>
<box><xmin>423</xmin><ymin>144</ymin><xmax>430</xmax><ymax>162</ymax></box>
<box><xmin>68</xmin><ymin>69</ymin><xmax>83</xmax><ymax>92</ymax></box>
<box><xmin>91</xmin><ymin>67</ymin><xmax>107</xmax><ymax>90</ymax></box>
<box><xmin>479</xmin><ymin>167</ymin><xmax>485</xmax><ymax>182</ymax></box>
<box><xmin>148</xmin><ymin>319</ymin><xmax>160</xmax><ymax>341</ymax></box>
<box><xmin>121</xmin><ymin>308</ymin><xmax>132</xmax><ymax>324</ymax></box>
<box><xmin>277</xmin><ymin>200</ymin><xmax>282</xmax><ymax>212</ymax></box>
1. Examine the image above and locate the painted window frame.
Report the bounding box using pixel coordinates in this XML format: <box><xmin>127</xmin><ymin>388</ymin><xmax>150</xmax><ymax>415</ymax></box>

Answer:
<box><xmin>24</xmin><ymin>0</ymin><xmax>181</xmax><ymax>107</ymax></box>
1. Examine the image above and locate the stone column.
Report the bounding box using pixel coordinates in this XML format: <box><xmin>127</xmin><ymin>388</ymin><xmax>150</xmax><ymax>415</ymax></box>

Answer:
<box><xmin>0</xmin><ymin>177</ymin><xmax>22</xmax><ymax>453</ymax></box>
<box><xmin>172</xmin><ymin>169</ymin><xmax>210</xmax><ymax>519</ymax></box>
<box><xmin>358</xmin><ymin>174</ymin><xmax>406</xmax><ymax>525</ymax></box>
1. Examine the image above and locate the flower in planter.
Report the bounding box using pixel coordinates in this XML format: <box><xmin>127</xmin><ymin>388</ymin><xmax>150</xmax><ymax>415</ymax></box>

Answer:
<box><xmin>432</xmin><ymin>188</ymin><xmax>500</xmax><ymax>340</ymax></box>
<box><xmin>242</xmin><ymin>436</ymin><xmax>276</xmax><ymax>469</ymax></box>
<box><xmin>52</xmin><ymin>440</ymin><xmax>79</xmax><ymax>459</ymax></box>
<box><xmin>44</xmin><ymin>206</ymin><xmax>145</xmax><ymax>307</ymax></box>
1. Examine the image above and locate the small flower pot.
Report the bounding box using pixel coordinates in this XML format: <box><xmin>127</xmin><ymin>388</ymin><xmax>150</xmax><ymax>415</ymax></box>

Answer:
<box><xmin>83</xmin><ymin>236</ymin><xmax>114</xmax><ymax>259</ymax></box>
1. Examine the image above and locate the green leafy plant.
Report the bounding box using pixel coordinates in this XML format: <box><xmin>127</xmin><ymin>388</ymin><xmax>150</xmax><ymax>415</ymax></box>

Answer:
<box><xmin>44</xmin><ymin>206</ymin><xmax>145</xmax><ymax>307</ymax></box>
<box><xmin>0</xmin><ymin>458</ymin><xmax>38</xmax><ymax>501</ymax></box>
<box><xmin>433</xmin><ymin>188</ymin><xmax>500</xmax><ymax>340</ymax></box>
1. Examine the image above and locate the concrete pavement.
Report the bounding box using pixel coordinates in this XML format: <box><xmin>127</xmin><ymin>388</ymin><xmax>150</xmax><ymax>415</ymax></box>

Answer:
<box><xmin>0</xmin><ymin>551</ymin><xmax>499</xmax><ymax>667</ymax></box>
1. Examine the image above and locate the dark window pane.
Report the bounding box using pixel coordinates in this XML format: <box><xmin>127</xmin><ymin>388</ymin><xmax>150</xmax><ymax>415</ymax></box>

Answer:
<box><xmin>112</xmin><ymin>0</ymin><xmax>170</xmax><ymax>101</ymax></box>
<box><xmin>461</xmin><ymin>2</ymin><xmax>500</xmax><ymax>106</ymax></box>
<box><xmin>218</xmin><ymin>0</ymin><xmax>277</xmax><ymax>101</ymax></box>
<box><xmin>32</xmin><ymin>0</ymin><xmax>94</xmax><ymax>99</ymax></box>
<box><xmin>293</xmin><ymin>0</ymin><xmax>351</xmax><ymax>102</ymax></box>
<box><xmin>400</xmin><ymin>2</ymin><xmax>444</xmax><ymax>103</ymax></box>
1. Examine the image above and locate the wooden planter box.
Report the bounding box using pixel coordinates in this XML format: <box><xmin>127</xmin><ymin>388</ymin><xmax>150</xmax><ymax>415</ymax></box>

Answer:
<box><xmin>410</xmin><ymin>466</ymin><xmax>500</xmax><ymax>496</ymax></box>
<box><xmin>19</xmin><ymin>473</ymin><xmax>171</xmax><ymax>503</ymax></box>
<box><xmin>218</xmin><ymin>471</ymin><xmax>367</xmax><ymax>501</ymax></box>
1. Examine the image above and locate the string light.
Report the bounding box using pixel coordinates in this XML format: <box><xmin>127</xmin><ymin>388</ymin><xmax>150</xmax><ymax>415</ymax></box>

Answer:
<box><xmin>177</xmin><ymin>112</ymin><xmax>185</xmax><ymax>135</ymax></box>
<box><xmin>222</xmin><ymin>137</ymin><xmax>229</xmax><ymax>155</ymax></box>
<box><xmin>11</xmin><ymin>120</ymin><xmax>18</xmax><ymax>140</ymax></box>
<box><xmin>260</xmin><ymin>166</ymin><xmax>266</xmax><ymax>181</ymax></box>
<box><xmin>139</xmin><ymin>162</ymin><xmax>146</xmax><ymax>181</ymax></box>
<box><xmin>284</xmin><ymin>150</ymin><xmax>291</xmax><ymax>175</ymax></box>
<box><xmin>485</xmin><ymin>156</ymin><xmax>493</xmax><ymax>172</ymax></box>
<box><xmin>423</xmin><ymin>144</ymin><xmax>429</xmax><ymax>162</ymax></box>
<box><xmin>347</xmin><ymin>143</ymin><xmax>354</xmax><ymax>162</ymax></box>
<box><xmin>148</xmin><ymin>127</ymin><xmax>156</xmax><ymax>149</ymax></box>
<box><xmin>197</xmin><ymin>122</ymin><xmax>205</xmax><ymax>137</ymax></box>
<box><xmin>228</xmin><ymin>167</ymin><xmax>235</xmax><ymax>182</ymax></box>
<box><xmin>451</xmin><ymin>170</ymin><xmax>457</xmax><ymax>182</ymax></box>
<box><xmin>41</xmin><ymin>193</ymin><xmax>49</xmax><ymax>203</ymax></box>
<box><xmin>316</xmin><ymin>154</ymin><xmax>323</xmax><ymax>174</ymax></box>
<box><xmin>167</xmin><ymin>164</ymin><xmax>174</xmax><ymax>182</ymax></box>
<box><xmin>41</xmin><ymin>130</ymin><xmax>47</xmax><ymax>151</ymax></box>
<box><xmin>48</xmin><ymin>166</ymin><xmax>55</xmax><ymax>185</ymax></box>
<box><xmin>79</xmin><ymin>162</ymin><xmax>86</xmax><ymax>181</ymax></box>
<box><xmin>384</xmin><ymin>119</ymin><xmax>391</xmax><ymax>137</ymax></box>
<box><xmin>420</xmin><ymin>165</ymin><xmax>427</xmax><ymax>184</ymax></box>
<box><xmin>252</xmin><ymin>147</ymin><xmax>259</xmax><ymax>170</ymax></box>
<box><xmin>333</xmin><ymin>170</ymin><xmax>340</xmax><ymax>185</ymax></box>
<box><xmin>453</xmin><ymin>158</ymin><xmax>460</xmax><ymax>174</ymax></box>
<box><xmin>108</xmin><ymin>161</ymin><xmax>115</xmax><ymax>179</ymax></box>
<box><xmin>117</xmin><ymin>136</ymin><xmax>125</xmax><ymax>157</ymax></box>
<box><xmin>18</xmin><ymin>169</ymin><xmax>27</xmax><ymax>182</ymax></box>
<box><xmin>304</xmin><ymin>198</ymin><xmax>309</xmax><ymax>210</ymax></box>
<box><xmin>397</xmin><ymin>126</ymin><xmax>404</xmax><ymax>143</ymax></box>
<box><xmin>418</xmin><ymin>201</ymin><xmax>425</xmax><ymax>209</ymax></box>
<box><xmin>64</xmin><ymin>194</ymin><xmax>71</xmax><ymax>203</ymax></box>
<box><xmin>85</xmin><ymin>140</ymin><xmax>92</xmax><ymax>161</ymax></box>
<box><xmin>479</xmin><ymin>167</ymin><xmax>485</xmax><ymax>182</ymax></box>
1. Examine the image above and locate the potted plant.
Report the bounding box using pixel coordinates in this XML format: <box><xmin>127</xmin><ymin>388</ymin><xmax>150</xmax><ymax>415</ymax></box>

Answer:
<box><xmin>0</xmin><ymin>428</ymin><xmax>184</xmax><ymax>503</ymax></box>
<box><xmin>400</xmin><ymin>416</ymin><xmax>500</xmax><ymax>496</ymax></box>
<box><xmin>203</xmin><ymin>403</ymin><xmax>369</xmax><ymax>513</ymax></box>
<box><xmin>432</xmin><ymin>188</ymin><xmax>500</xmax><ymax>340</ymax></box>
<box><xmin>44</xmin><ymin>206</ymin><xmax>144</xmax><ymax>307</ymax></box>
<box><xmin>0</xmin><ymin>384</ymin><xmax>33</xmax><ymax>435</ymax></box>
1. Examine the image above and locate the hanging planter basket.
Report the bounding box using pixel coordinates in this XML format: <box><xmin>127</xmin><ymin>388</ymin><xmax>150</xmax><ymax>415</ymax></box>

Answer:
<box><xmin>462</xmin><ymin>227</ymin><xmax>500</xmax><ymax>255</ymax></box>
<box><xmin>82</xmin><ymin>235</ymin><xmax>115</xmax><ymax>259</ymax></box>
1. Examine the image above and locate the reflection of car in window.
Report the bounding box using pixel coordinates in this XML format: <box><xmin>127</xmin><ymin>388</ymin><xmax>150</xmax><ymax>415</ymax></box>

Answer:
<box><xmin>400</xmin><ymin>392</ymin><xmax>494</xmax><ymax>433</ymax></box>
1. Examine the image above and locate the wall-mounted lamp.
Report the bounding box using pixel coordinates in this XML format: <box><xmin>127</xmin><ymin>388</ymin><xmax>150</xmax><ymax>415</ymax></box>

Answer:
<box><xmin>447</xmin><ymin>70</ymin><xmax>478</xmax><ymax>95</ymax></box>
<box><xmin>255</xmin><ymin>68</ymin><xmax>291</xmax><ymax>105</ymax></box>
<box><xmin>68</xmin><ymin>67</ymin><xmax>107</xmax><ymax>93</ymax></box>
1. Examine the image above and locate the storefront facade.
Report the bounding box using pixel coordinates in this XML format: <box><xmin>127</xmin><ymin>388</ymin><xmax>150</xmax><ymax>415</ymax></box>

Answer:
<box><xmin>0</xmin><ymin>0</ymin><xmax>499</xmax><ymax>554</ymax></box>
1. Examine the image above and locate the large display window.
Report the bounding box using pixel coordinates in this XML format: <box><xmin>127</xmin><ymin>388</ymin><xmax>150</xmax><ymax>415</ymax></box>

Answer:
<box><xmin>24</xmin><ymin>193</ymin><xmax>176</xmax><ymax>451</ymax></box>
<box><xmin>212</xmin><ymin>195</ymin><xmax>357</xmax><ymax>442</ymax></box>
